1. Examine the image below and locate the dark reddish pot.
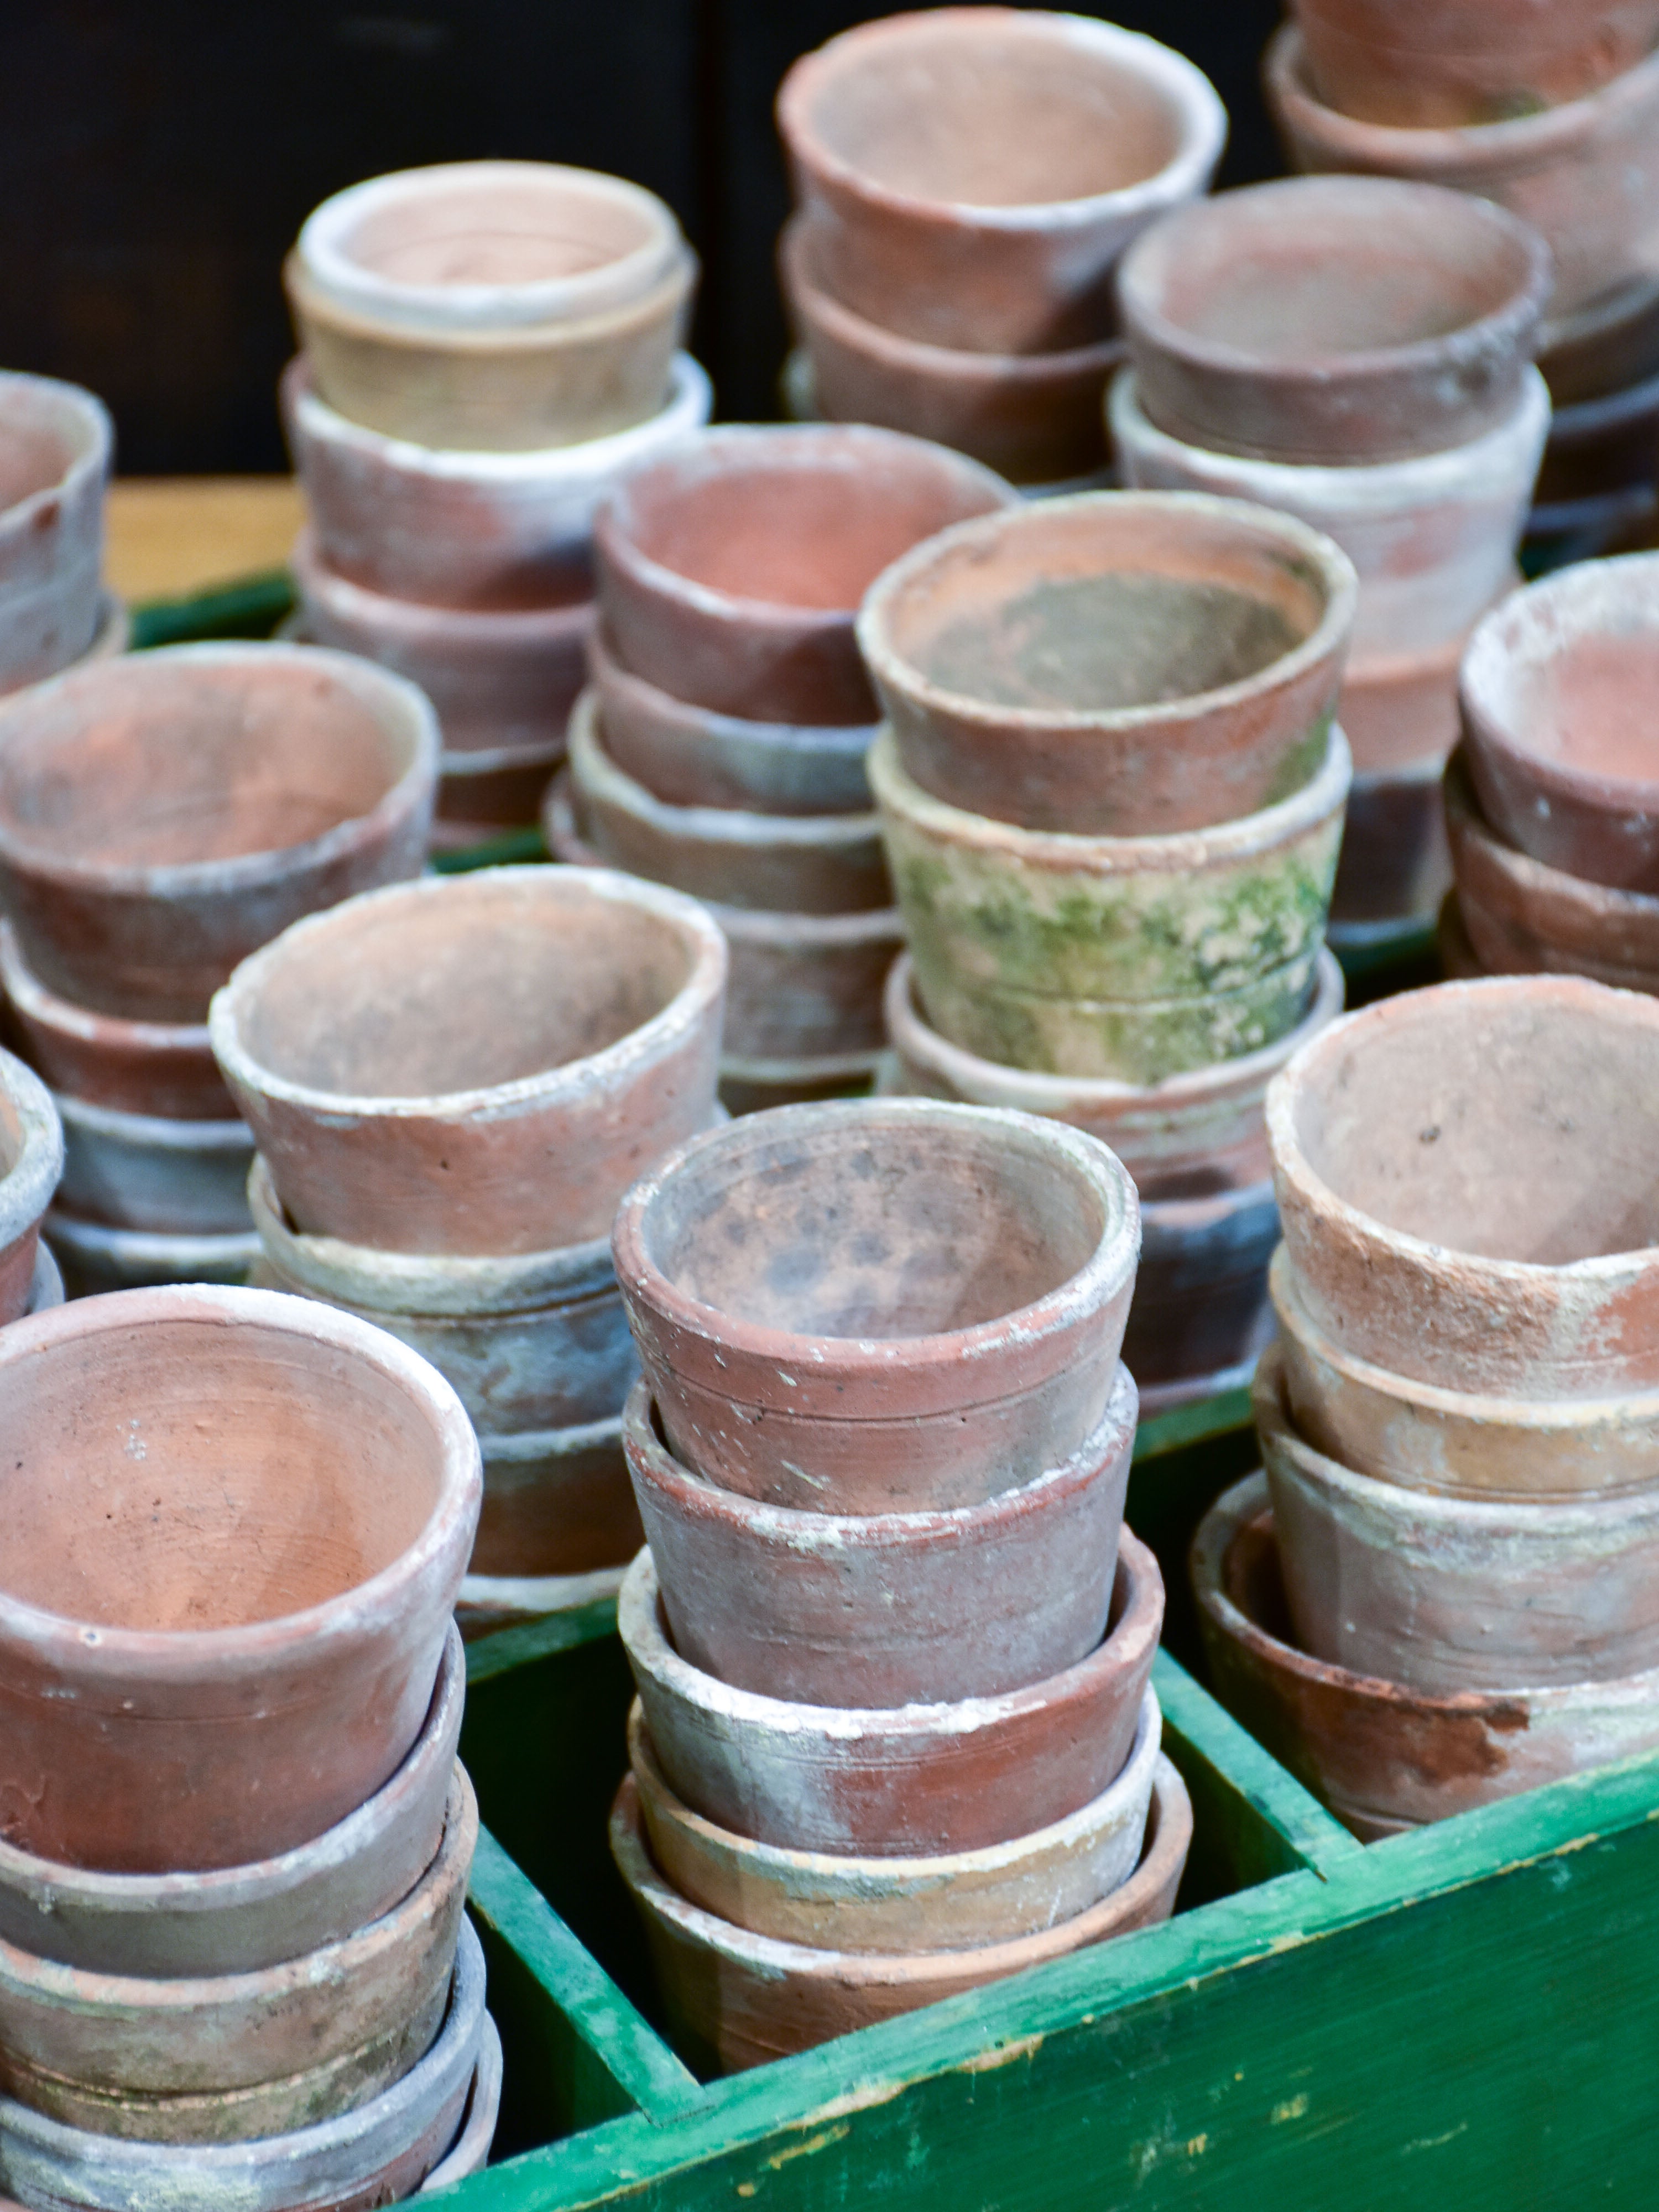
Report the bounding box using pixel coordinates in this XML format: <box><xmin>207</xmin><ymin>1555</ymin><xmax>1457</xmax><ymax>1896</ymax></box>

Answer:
<box><xmin>1538</xmin><ymin>279</ymin><xmax>1659</xmax><ymax>407</ymax></box>
<box><xmin>0</xmin><ymin>1048</ymin><xmax>62</xmax><ymax>1331</ymax></box>
<box><xmin>593</xmin><ymin>422</ymin><xmax>1013</xmax><ymax>725</ymax></box>
<box><xmin>1123</xmin><ymin>1180</ymin><xmax>1278</xmax><ymax>1400</ymax></box>
<box><xmin>622</xmin><ymin>1367</ymin><xmax>1135</xmax><ymax>1706</ymax></box>
<box><xmin>434</xmin><ymin>737</ymin><xmax>562</xmax><ymax>831</ymax></box>
<box><xmin>471</xmin><ymin>1417</ymin><xmax>640</xmax><ymax>1580</ymax></box>
<box><xmin>1329</xmin><ymin>755</ymin><xmax>1452</xmax><ymax>931</ymax></box>
<box><xmin>1532</xmin><ymin>364</ymin><xmax>1659</xmax><ymax>515</ymax></box>
<box><xmin>1118</xmin><ymin>176</ymin><xmax>1550</xmax><ymax>467</ymax></box>
<box><xmin>0</xmin><ymin>373</ymin><xmax>111</xmax><ymax>696</ymax></box>
<box><xmin>612</xmin><ymin>1098</ymin><xmax>1140</xmax><ymax>1512</ymax></box>
<box><xmin>0</xmin><ymin>644</ymin><xmax>438</xmax><ymax>1024</ymax></box>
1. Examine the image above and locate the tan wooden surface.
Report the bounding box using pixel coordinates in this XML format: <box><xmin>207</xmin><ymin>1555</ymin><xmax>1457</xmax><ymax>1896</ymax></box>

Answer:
<box><xmin>106</xmin><ymin>477</ymin><xmax>302</xmax><ymax>603</ymax></box>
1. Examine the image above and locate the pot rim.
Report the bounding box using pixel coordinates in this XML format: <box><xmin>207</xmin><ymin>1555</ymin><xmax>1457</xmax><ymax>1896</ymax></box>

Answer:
<box><xmin>291</xmin><ymin>529</ymin><xmax>596</xmax><ymax>645</ymax></box>
<box><xmin>776</xmin><ymin>7</ymin><xmax>1226</xmax><ymax>235</ymax></box>
<box><xmin>51</xmin><ymin>1090</ymin><xmax>251</xmax><ymax>1150</ymax></box>
<box><xmin>0</xmin><ymin>922</ymin><xmax>212</xmax><ymax>1053</ymax></box>
<box><xmin>0</xmin><ymin>643</ymin><xmax>440</xmax><ymax>899</ymax></box>
<box><xmin>0</xmin><ymin>1284</ymin><xmax>480</xmax><ymax>1684</ymax></box>
<box><xmin>588</xmin><ymin>622</ymin><xmax>877</xmax><ymax>757</ymax></box>
<box><xmin>0</xmin><ymin>372</ymin><xmax>112</xmax><ymax>538</ymax></box>
<box><xmin>1448</xmin><ymin>749</ymin><xmax>1659</xmax><ymax>940</ymax></box>
<box><xmin>612</xmin><ymin>1097</ymin><xmax>1140</xmax><ymax>1383</ymax></box>
<box><xmin>857</xmin><ymin>491</ymin><xmax>1358</xmax><ymax>741</ymax></box>
<box><xmin>43</xmin><ymin>1212</ymin><xmax>259</xmax><ymax>1271</ymax></box>
<box><xmin>208</xmin><ymin>864</ymin><xmax>728</xmax><ymax>1125</ymax></box>
<box><xmin>0</xmin><ymin>1047</ymin><xmax>64</xmax><ymax>1254</ymax></box>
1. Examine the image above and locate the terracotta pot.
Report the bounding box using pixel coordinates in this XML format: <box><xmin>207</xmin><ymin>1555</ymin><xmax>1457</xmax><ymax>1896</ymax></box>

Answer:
<box><xmin>0</xmin><ymin>1917</ymin><xmax>484</xmax><ymax>2212</ymax></box>
<box><xmin>1537</xmin><ymin>279</ymin><xmax>1659</xmax><ymax>408</ymax></box>
<box><xmin>1258</xmin><ymin>1343</ymin><xmax>1659</xmax><ymax>1691</ymax></box>
<box><xmin>41</xmin><ymin>1213</ymin><xmax>257</xmax><ymax>1297</ymax></box>
<box><xmin>858</xmin><ymin>489</ymin><xmax>1355</xmax><ymax>836</ymax></box>
<box><xmin>871</xmin><ymin>721</ymin><xmax>1349</xmax><ymax>1083</ymax></box>
<box><xmin>417</xmin><ymin>2013</ymin><xmax>501</xmax><ymax>2192</ymax></box>
<box><xmin>1264</xmin><ymin>25</ymin><xmax>1659</xmax><ymax>330</ymax></box>
<box><xmin>619</xmin><ymin>1536</ymin><xmax>1161</xmax><ymax>1855</ymax></box>
<box><xmin>54</xmin><ymin>1093</ymin><xmax>252</xmax><ymax>1237</ymax></box>
<box><xmin>1117</xmin><ymin>177</ymin><xmax>1550</xmax><ymax>467</ymax></box>
<box><xmin>470</xmin><ymin>1418</ymin><xmax>639</xmax><ymax>1580</ymax></box>
<box><xmin>622</xmin><ymin>1366</ymin><xmax>1135</xmax><ymax>1705</ymax></box>
<box><xmin>433</xmin><ymin>738</ymin><xmax>562</xmax><ymax>832</ymax></box>
<box><xmin>588</xmin><ymin>624</ymin><xmax>872</xmax><ymax>817</ymax></box>
<box><xmin>1336</xmin><ymin>619</ymin><xmax>1489</xmax><ymax>776</ymax></box>
<box><xmin>1110</xmin><ymin>368</ymin><xmax>1548</xmax><ymax>661</ymax></box>
<box><xmin>612</xmin><ymin>1097</ymin><xmax>1139</xmax><ymax>1512</ymax></box>
<box><xmin>26</xmin><ymin>1243</ymin><xmax>61</xmax><ymax>1316</ymax></box>
<box><xmin>716</xmin><ymin>1053</ymin><xmax>881</xmax><ymax>1115</ymax></box>
<box><xmin>23</xmin><ymin>592</ymin><xmax>131</xmax><ymax>706</ymax></box>
<box><xmin>1531</xmin><ymin>363</ymin><xmax>1659</xmax><ymax>518</ymax></box>
<box><xmin>0</xmin><ymin>1284</ymin><xmax>479</xmax><ymax>1872</ymax></box>
<box><xmin>0</xmin><ymin>1050</ymin><xmax>63</xmax><ymax>1331</ymax></box>
<box><xmin>1329</xmin><ymin>754</ymin><xmax>1453</xmax><ymax>931</ymax></box>
<box><xmin>613</xmin><ymin>1754</ymin><xmax>1190</xmax><ymax>2075</ymax></box>
<box><xmin>593</xmin><ymin>422</ymin><xmax>1013</xmax><ymax>726</ymax></box>
<box><xmin>0</xmin><ymin>644</ymin><xmax>438</xmax><ymax>1024</ymax></box>
<box><xmin>776</xmin><ymin>9</ymin><xmax>1225</xmax><ymax>355</ymax></box>
<box><xmin>780</xmin><ymin>224</ymin><xmax>1123</xmax><ymax>486</ymax></box>
<box><xmin>629</xmin><ymin>1684</ymin><xmax>1161</xmax><ymax>1953</ymax></box>
<box><xmin>0</xmin><ymin>374</ymin><xmax>111</xmax><ymax>697</ymax></box>
<box><xmin>281</xmin><ymin>350</ymin><xmax>710</xmax><ymax>610</ymax></box>
<box><xmin>1124</xmin><ymin>1180</ymin><xmax>1278</xmax><ymax>1397</ymax></box>
<box><xmin>1437</xmin><ymin>887</ymin><xmax>1486</xmax><ymax>980</ymax></box>
<box><xmin>210</xmin><ymin>866</ymin><xmax>726</xmax><ymax>1256</ymax></box>
<box><xmin>455</xmin><ymin>1560</ymin><xmax>629</xmax><ymax>1642</ymax></box>
<box><xmin>291</xmin><ymin>529</ymin><xmax>591</xmax><ymax>755</ymax></box>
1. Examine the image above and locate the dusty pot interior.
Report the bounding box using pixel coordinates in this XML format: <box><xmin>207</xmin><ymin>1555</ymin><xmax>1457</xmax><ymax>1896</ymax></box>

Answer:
<box><xmin>0</xmin><ymin>384</ymin><xmax>105</xmax><ymax>523</ymax></box>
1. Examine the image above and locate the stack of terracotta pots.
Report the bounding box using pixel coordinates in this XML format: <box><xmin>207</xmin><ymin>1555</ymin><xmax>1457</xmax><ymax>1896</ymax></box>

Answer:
<box><xmin>606</xmin><ymin>1099</ymin><xmax>1190</xmax><ymax>2072</ymax></box>
<box><xmin>211</xmin><ymin>865</ymin><xmax>727</xmax><ymax>1637</ymax></box>
<box><xmin>282</xmin><ymin>159</ymin><xmax>708</xmax><ymax>852</ymax></box>
<box><xmin>0</xmin><ymin>371</ymin><xmax>124</xmax><ymax>699</ymax></box>
<box><xmin>773</xmin><ymin>7</ymin><xmax>1226</xmax><ymax>488</ymax></box>
<box><xmin>1113</xmin><ymin>175</ymin><xmax>1551</xmax><ymax>955</ymax></box>
<box><xmin>0</xmin><ymin>1284</ymin><xmax>498</xmax><ymax>2206</ymax></box>
<box><xmin>1196</xmin><ymin>975</ymin><xmax>1659</xmax><ymax>1838</ymax></box>
<box><xmin>1264</xmin><ymin>3</ymin><xmax>1659</xmax><ymax>547</ymax></box>
<box><xmin>0</xmin><ymin>643</ymin><xmax>438</xmax><ymax>1295</ymax></box>
<box><xmin>546</xmin><ymin>422</ymin><xmax>1014</xmax><ymax>1111</ymax></box>
<box><xmin>870</xmin><ymin>489</ymin><xmax>1355</xmax><ymax>1411</ymax></box>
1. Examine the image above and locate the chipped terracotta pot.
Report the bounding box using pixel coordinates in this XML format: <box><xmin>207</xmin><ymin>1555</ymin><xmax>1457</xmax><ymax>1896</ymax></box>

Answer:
<box><xmin>612</xmin><ymin>1097</ymin><xmax>1139</xmax><ymax>1512</ymax></box>
<box><xmin>0</xmin><ymin>1919</ymin><xmax>485</xmax><ymax>2212</ymax></box>
<box><xmin>593</xmin><ymin>422</ymin><xmax>1013</xmax><ymax>726</ymax></box>
<box><xmin>1117</xmin><ymin>177</ymin><xmax>1550</xmax><ymax>467</ymax></box>
<box><xmin>0</xmin><ymin>1049</ymin><xmax>63</xmax><ymax>1330</ymax></box>
<box><xmin>54</xmin><ymin>1093</ymin><xmax>252</xmax><ymax>1237</ymax></box>
<box><xmin>281</xmin><ymin>351</ymin><xmax>710</xmax><ymax>611</ymax></box>
<box><xmin>210</xmin><ymin>867</ymin><xmax>725</xmax><ymax>1256</ymax></box>
<box><xmin>0</xmin><ymin>1284</ymin><xmax>479</xmax><ymax>1872</ymax></box>
<box><xmin>0</xmin><ymin>644</ymin><xmax>438</xmax><ymax>1024</ymax></box>
<box><xmin>1194</xmin><ymin>1472</ymin><xmax>1659</xmax><ymax>1838</ymax></box>
<box><xmin>619</xmin><ymin>1538</ymin><xmax>1161</xmax><ymax>1855</ymax></box>
<box><xmin>1110</xmin><ymin>368</ymin><xmax>1548</xmax><ymax>662</ymax></box>
<box><xmin>621</xmin><ymin>1368</ymin><xmax>1135</xmax><ymax>1705</ymax></box>
<box><xmin>872</xmin><ymin>721</ymin><xmax>1348</xmax><ymax>1083</ymax></box>
<box><xmin>858</xmin><ymin>489</ymin><xmax>1355</xmax><ymax>836</ymax></box>
<box><xmin>613</xmin><ymin>1754</ymin><xmax>1189</xmax><ymax>2075</ymax></box>
<box><xmin>588</xmin><ymin>624</ymin><xmax>872</xmax><ymax>817</ymax></box>
<box><xmin>1329</xmin><ymin>754</ymin><xmax>1453</xmax><ymax>933</ymax></box>
<box><xmin>0</xmin><ymin>374</ymin><xmax>111</xmax><ymax>697</ymax></box>
<box><xmin>417</xmin><ymin>2012</ymin><xmax>502</xmax><ymax>2192</ymax></box>
<box><xmin>1125</xmin><ymin>1180</ymin><xmax>1279</xmax><ymax>1400</ymax></box>
<box><xmin>41</xmin><ymin>1213</ymin><xmax>257</xmax><ymax>1297</ymax></box>
<box><xmin>1266</xmin><ymin>971</ymin><xmax>1659</xmax><ymax>1396</ymax></box>
<box><xmin>629</xmin><ymin>1686</ymin><xmax>1161</xmax><ymax>1953</ymax></box>
<box><xmin>776</xmin><ymin>9</ymin><xmax>1224</xmax><ymax>355</ymax></box>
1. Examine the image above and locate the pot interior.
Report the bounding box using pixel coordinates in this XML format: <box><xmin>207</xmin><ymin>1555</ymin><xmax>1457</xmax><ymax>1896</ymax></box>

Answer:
<box><xmin>0</xmin><ymin>1312</ymin><xmax>442</xmax><ymax>1630</ymax></box>
<box><xmin>237</xmin><ymin>874</ymin><xmax>696</xmax><ymax>1099</ymax></box>
<box><xmin>338</xmin><ymin>171</ymin><xmax>658</xmax><ymax>288</ymax></box>
<box><xmin>1223</xmin><ymin>1507</ymin><xmax>1300</xmax><ymax>1646</ymax></box>
<box><xmin>1291</xmin><ymin>984</ymin><xmax>1659</xmax><ymax>1264</ymax></box>
<box><xmin>1465</xmin><ymin>560</ymin><xmax>1659</xmax><ymax>789</ymax></box>
<box><xmin>0</xmin><ymin>655</ymin><xmax>415</xmax><ymax>870</ymax></box>
<box><xmin>641</xmin><ymin>1108</ymin><xmax>1108</xmax><ymax>1340</ymax></box>
<box><xmin>0</xmin><ymin>416</ymin><xmax>80</xmax><ymax>517</ymax></box>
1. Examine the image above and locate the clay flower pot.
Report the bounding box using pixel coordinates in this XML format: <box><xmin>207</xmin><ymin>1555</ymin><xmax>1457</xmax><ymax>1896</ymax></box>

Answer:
<box><xmin>884</xmin><ymin>946</ymin><xmax>1344</xmax><ymax>1197</ymax></box>
<box><xmin>419</xmin><ymin>2015</ymin><xmax>502</xmax><ymax>2191</ymax></box>
<box><xmin>0</xmin><ymin>373</ymin><xmax>111</xmax><ymax>696</ymax></box>
<box><xmin>41</xmin><ymin>1213</ymin><xmax>258</xmax><ymax>1298</ymax></box>
<box><xmin>858</xmin><ymin>489</ymin><xmax>1354</xmax><ymax>837</ymax></box>
<box><xmin>776</xmin><ymin>8</ymin><xmax>1225</xmax><ymax>356</ymax></box>
<box><xmin>0</xmin><ymin>1284</ymin><xmax>479</xmax><ymax>1874</ymax></box>
<box><xmin>612</xmin><ymin>1097</ymin><xmax>1139</xmax><ymax>1512</ymax></box>
<box><xmin>53</xmin><ymin>1092</ymin><xmax>252</xmax><ymax>1236</ymax></box>
<box><xmin>1267</xmin><ymin>972</ymin><xmax>1659</xmax><ymax>1396</ymax></box>
<box><xmin>280</xmin><ymin>350</ymin><xmax>710</xmax><ymax>610</ymax></box>
<box><xmin>432</xmin><ymin>738</ymin><xmax>564</xmax><ymax>833</ymax></box>
<box><xmin>1257</xmin><ymin>1344</ymin><xmax>1659</xmax><ymax>1692</ymax></box>
<box><xmin>0</xmin><ymin>1048</ymin><xmax>63</xmax><ymax>1329</ymax></box>
<box><xmin>588</xmin><ymin>623</ymin><xmax>873</xmax><ymax>817</ymax></box>
<box><xmin>456</xmin><ymin>1557</ymin><xmax>631</xmax><ymax>1643</ymax></box>
<box><xmin>467</xmin><ymin>1417</ymin><xmax>640</xmax><ymax>1583</ymax></box>
<box><xmin>871</xmin><ymin>721</ymin><xmax>1350</xmax><ymax>1084</ymax></box>
<box><xmin>612</xmin><ymin>1755</ymin><xmax>1190</xmax><ymax>2075</ymax></box>
<box><xmin>210</xmin><ymin>867</ymin><xmax>726</xmax><ymax>1256</ymax></box>
<box><xmin>1116</xmin><ymin>177</ymin><xmax>1551</xmax><ymax>467</ymax></box>
<box><xmin>628</xmin><ymin>1686</ymin><xmax>1161</xmax><ymax>1953</ymax></box>
<box><xmin>621</xmin><ymin>1368</ymin><xmax>1136</xmax><ymax>1707</ymax></box>
<box><xmin>0</xmin><ymin>644</ymin><xmax>439</xmax><ymax>1023</ymax></box>
<box><xmin>619</xmin><ymin>1537</ymin><xmax>1162</xmax><ymax>1855</ymax></box>
<box><xmin>1125</xmin><ymin>1180</ymin><xmax>1279</xmax><ymax>1413</ymax></box>
<box><xmin>1335</xmin><ymin>620</ymin><xmax>1485</xmax><ymax>776</ymax></box>
<box><xmin>0</xmin><ymin>1919</ymin><xmax>485</xmax><ymax>2211</ymax></box>
<box><xmin>1328</xmin><ymin>753</ymin><xmax>1453</xmax><ymax>936</ymax></box>
<box><xmin>1531</xmin><ymin>362</ymin><xmax>1659</xmax><ymax>524</ymax></box>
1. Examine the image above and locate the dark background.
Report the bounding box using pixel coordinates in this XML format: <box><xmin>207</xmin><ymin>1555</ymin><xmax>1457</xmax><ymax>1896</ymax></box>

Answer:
<box><xmin>0</xmin><ymin>1</ymin><xmax>1284</xmax><ymax>472</ymax></box>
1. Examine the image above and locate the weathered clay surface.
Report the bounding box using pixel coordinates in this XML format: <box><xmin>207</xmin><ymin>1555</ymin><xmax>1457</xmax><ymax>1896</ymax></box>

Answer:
<box><xmin>0</xmin><ymin>375</ymin><xmax>111</xmax><ymax>697</ymax></box>
<box><xmin>1337</xmin><ymin>619</ymin><xmax>1486</xmax><ymax>776</ymax></box>
<box><xmin>1329</xmin><ymin>754</ymin><xmax>1452</xmax><ymax>931</ymax></box>
<box><xmin>1538</xmin><ymin>278</ymin><xmax>1659</xmax><ymax>408</ymax></box>
<box><xmin>469</xmin><ymin>1417</ymin><xmax>640</xmax><ymax>1580</ymax></box>
<box><xmin>26</xmin><ymin>1242</ymin><xmax>62</xmax><ymax>1316</ymax></box>
<box><xmin>859</xmin><ymin>491</ymin><xmax>1354</xmax><ymax>836</ymax></box>
<box><xmin>619</xmin><ymin>1537</ymin><xmax>1162</xmax><ymax>1855</ymax></box>
<box><xmin>612</xmin><ymin>1755</ymin><xmax>1190</xmax><ymax>2074</ymax></box>
<box><xmin>210</xmin><ymin>867</ymin><xmax>726</xmax><ymax>1256</ymax></box>
<box><xmin>0</xmin><ymin>644</ymin><xmax>439</xmax><ymax>1023</ymax></box>
<box><xmin>1124</xmin><ymin>1180</ymin><xmax>1278</xmax><ymax>1393</ymax></box>
<box><xmin>0</xmin><ymin>1284</ymin><xmax>479</xmax><ymax>1872</ymax></box>
<box><xmin>594</xmin><ymin>422</ymin><xmax>1013</xmax><ymax>725</ymax></box>
<box><xmin>54</xmin><ymin>1092</ymin><xmax>252</xmax><ymax>1236</ymax></box>
<box><xmin>872</xmin><ymin>722</ymin><xmax>1349</xmax><ymax>1083</ymax></box>
<box><xmin>612</xmin><ymin>1099</ymin><xmax>1139</xmax><ymax>1512</ymax></box>
<box><xmin>622</xmin><ymin>1367</ymin><xmax>1135</xmax><ymax>1705</ymax></box>
<box><xmin>776</xmin><ymin>9</ymin><xmax>1224</xmax><ymax>354</ymax></box>
<box><xmin>415</xmin><ymin>2012</ymin><xmax>502</xmax><ymax>2192</ymax></box>
<box><xmin>41</xmin><ymin>1214</ymin><xmax>258</xmax><ymax>1297</ymax></box>
<box><xmin>0</xmin><ymin>1048</ymin><xmax>63</xmax><ymax>1330</ymax></box>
